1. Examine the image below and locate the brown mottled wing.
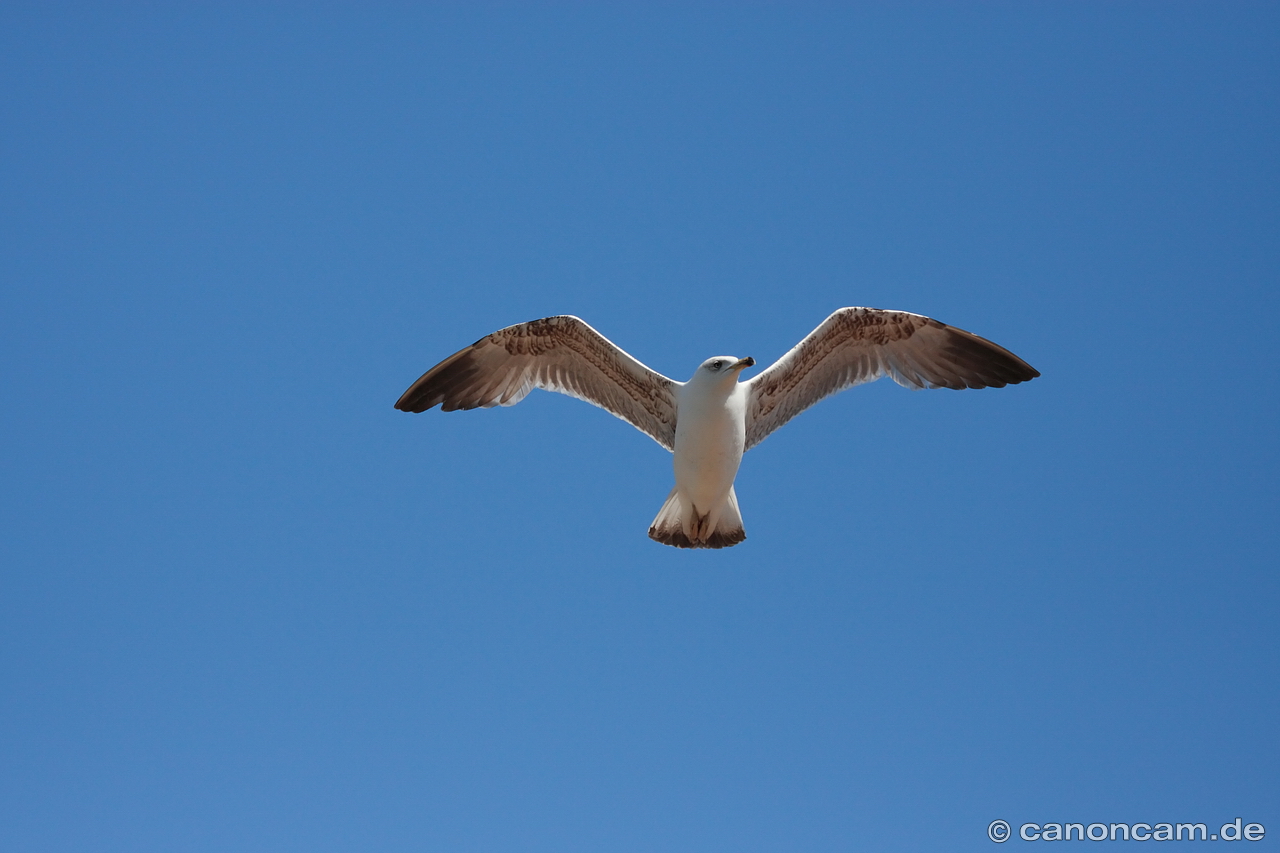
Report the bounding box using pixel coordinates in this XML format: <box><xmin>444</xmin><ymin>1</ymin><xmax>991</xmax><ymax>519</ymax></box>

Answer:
<box><xmin>395</xmin><ymin>315</ymin><xmax>680</xmax><ymax>450</ymax></box>
<box><xmin>744</xmin><ymin>307</ymin><xmax>1040</xmax><ymax>450</ymax></box>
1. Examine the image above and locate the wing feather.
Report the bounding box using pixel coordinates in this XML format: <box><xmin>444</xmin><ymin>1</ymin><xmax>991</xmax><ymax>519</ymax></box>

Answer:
<box><xmin>745</xmin><ymin>307</ymin><xmax>1039</xmax><ymax>449</ymax></box>
<box><xmin>395</xmin><ymin>315</ymin><xmax>680</xmax><ymax>450</ymax></box>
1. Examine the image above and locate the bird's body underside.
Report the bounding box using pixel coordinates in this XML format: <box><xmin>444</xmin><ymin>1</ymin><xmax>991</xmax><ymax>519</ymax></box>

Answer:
<box><xmin>395</xmin><ymin>308</ymin><xmax>1040</xmax><ymax>549</ymax></box>
<box><xmin>648</xmin><ymin>366</ymin><xmax>752</xmax><ymax>548</ymax></box>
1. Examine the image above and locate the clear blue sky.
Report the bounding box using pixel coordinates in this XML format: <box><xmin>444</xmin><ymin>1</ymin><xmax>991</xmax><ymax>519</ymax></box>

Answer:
<box><xmin>2</xmin><ymin>5</ymin><xmax>1276</xmax><ymax>851</ymax></box>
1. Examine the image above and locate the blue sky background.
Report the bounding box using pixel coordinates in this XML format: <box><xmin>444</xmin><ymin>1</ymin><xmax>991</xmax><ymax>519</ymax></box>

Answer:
<box><xmin>2</xmin><ymin>4</ymin><xmax>1277</xmax><ymax>851</ymax></box>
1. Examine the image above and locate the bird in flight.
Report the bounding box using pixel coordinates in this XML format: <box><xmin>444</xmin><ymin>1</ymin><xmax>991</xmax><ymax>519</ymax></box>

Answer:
<box><xmin>395</xmin><ymin>308</ymin><xmax>1039</xmax><ymax>549</ymax></box>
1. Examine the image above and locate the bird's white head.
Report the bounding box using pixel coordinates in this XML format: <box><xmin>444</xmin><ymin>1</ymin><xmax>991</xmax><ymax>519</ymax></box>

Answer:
<box><xmin>692</xmin><ymin>356</ymin><xmax>756</xmax><ymax>387</ymax></box>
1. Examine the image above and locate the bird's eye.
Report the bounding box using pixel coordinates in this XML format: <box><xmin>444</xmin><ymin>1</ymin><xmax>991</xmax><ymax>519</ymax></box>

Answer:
<box><xmin>713</xmin><ymin>361</ymin><xmax>723</xmax><ymax>370</ymax></box>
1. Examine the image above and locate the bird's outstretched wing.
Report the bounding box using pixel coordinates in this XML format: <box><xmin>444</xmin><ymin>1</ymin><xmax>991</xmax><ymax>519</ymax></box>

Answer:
<box><xmin>744</xmin><ymin>307</ymin><xmax>1039</xmax><ymax>450</ymax></box>
<box><xmin>395</xmin><ymin>315</ymin><xmax>680</xmax><ymax>450</ymax></box>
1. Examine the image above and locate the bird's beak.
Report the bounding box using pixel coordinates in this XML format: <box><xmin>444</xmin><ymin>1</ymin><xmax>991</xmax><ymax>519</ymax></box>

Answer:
<box><xmin>732</xmin><ymin>356</ymin><xmax>756</xmax><ymax>371</ymax></box>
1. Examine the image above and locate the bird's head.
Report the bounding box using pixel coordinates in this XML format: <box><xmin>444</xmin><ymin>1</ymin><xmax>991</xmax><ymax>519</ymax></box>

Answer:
<box><xmin>695</xmin><ymin>356</ymin><xmax>756</xmax><ymax>384</ymax></box>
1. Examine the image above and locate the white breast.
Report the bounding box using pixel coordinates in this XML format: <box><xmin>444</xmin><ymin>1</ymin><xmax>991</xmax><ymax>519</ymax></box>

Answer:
<box><xmin>673</xmin><ymin>382</ymin><xmax>748</xmax><ymax>512</ymax></box>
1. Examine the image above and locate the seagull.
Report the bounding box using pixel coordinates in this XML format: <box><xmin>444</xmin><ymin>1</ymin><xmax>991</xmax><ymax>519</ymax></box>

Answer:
<box><xmin>395</xmin><ymin>308</ymin><xmax>1039</xmax><ymax>548</ymax></box>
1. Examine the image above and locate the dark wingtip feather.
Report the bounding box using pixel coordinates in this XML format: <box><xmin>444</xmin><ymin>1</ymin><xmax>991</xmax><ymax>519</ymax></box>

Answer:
<box><xmin>394</xmin><ymin>347</ymin><xmax>484</xmax><ymax>412</ymax></box>
<box><xmin>938</xmin><ymin>327</ymin><xmax>1040</xmax><ymax>389</ymax></box>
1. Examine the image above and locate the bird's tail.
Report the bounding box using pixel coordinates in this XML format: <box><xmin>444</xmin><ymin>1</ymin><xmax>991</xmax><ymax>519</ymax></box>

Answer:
<box><xmin>648</xmin><ymin>487</ymin><xmax>746</xmax><ymax>549</ymax></box>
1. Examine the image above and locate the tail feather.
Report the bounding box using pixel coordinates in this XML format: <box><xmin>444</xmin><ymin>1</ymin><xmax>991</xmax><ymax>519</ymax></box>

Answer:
<box><xmin>648</xmin><ymin>487</ymin><xmax>746</xmax><ymax>549</ymax></box>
